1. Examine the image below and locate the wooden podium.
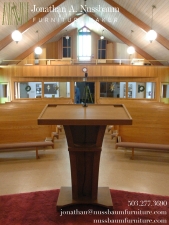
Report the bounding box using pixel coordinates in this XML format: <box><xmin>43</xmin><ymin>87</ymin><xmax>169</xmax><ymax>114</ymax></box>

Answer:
<box><xmin>38</xmin><ymin>104</ymin><xmax>132</xmax><ymax>210</ymax></box>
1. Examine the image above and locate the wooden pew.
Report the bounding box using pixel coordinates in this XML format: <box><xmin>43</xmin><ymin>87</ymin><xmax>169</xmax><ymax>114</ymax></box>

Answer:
<box><xmin>0</xmin><ymin>141</ymin><xmax>54</xmax><ymax>159</ymax></box>
<box><xmin>115</xmin><ymin>141</ymin><xmax>169</xmax><ymax>159</ymax></box>
<box><xmin>98</xmin><ymin>99</ymin><xmax>169</xmax><ymax>145</ymax></box>
<box><xmin>0</xmin><ymin>99</ymin><xmax>72</xmax><ymax>144</ymax></box>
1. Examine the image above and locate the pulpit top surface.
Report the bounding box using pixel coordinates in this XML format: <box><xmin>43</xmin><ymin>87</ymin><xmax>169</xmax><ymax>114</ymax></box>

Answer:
<box><xmin>38</xmin><ymin>104</ymin><xmax>132</xmax><ymax>125</ymax></box>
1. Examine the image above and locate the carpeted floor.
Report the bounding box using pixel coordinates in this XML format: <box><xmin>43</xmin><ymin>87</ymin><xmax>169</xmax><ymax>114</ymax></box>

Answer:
<box><xmin>0</xmin><ymin>189</ymin><xmax>168</xmax><ymax>225</ymax></box>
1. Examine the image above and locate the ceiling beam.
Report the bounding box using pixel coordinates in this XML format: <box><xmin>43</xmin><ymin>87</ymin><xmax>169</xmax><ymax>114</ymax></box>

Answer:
<box><xmin>0</xmin><ymin>0</ymin><xmax>66</xmax><ymax>51</ymax></box>
<box><xmin>88</xmin><ymin>13</ymin><xmax>162</xmax><ymax>65</ymax></box>
<box><xmin>14</xmin><ymin>15</ymin><xmax>81</xmax><ymax>61</ymax></box>
<box><xmin>105</xmin><ymin>0</ymin><xmax>169</xmax><ymax>50</ymax></box>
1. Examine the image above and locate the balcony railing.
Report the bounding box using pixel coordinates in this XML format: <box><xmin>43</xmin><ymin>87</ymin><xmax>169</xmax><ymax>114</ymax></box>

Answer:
<box><xmin>0</xmin><ymin>58</ymin><xmax>169</xmax><ymax>66</ymax></box>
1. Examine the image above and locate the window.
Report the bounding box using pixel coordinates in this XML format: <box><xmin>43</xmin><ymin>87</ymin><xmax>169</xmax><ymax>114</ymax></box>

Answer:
<box><xmin>14</xmin><ymin>82</ymin><xmax>70</xmax><ymax>99</ymax></box>
<box><xmin>127</xmin><ymin>82</ymin><xmax>155</xmax><ymax>99</ymax></box>
<box><xmin>98</xmin><ymin>39</ymin><xmax>107</xmax><ymax>59</ymax></box>
<box><xmin>100</xmin><ymin>82</ymin><xmax>126</xmax><ymax>98</ymax></box>
<box><xmin>100</xmin><ymin>82</ymin><xmax>155</xmax><ymax>99</ymax></box>
<box><xmin>78</xmin><ymin>27</ymin><xmax>91</xmax><ymax>61</ymax></box>
<box><xmin>44</xmin><ymin>82</ymin><xmax>70</xmax><ymax>98</ymax></box>
<box><xmin>62</xmin><ymin>37</ymin><xmax>71</xmax><ymax>58</ymax></box>
<box><xmin>15</xmin><ymin>82</ymin><xmax>42</xmax><ymax>99</ymax></box>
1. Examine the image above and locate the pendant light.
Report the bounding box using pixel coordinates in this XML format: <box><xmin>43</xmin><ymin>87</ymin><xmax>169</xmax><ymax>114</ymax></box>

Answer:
<box><xmin>34</xmin><ymin>30</ymin><xmax>42</xmax><ymax>55</ymax></box>
<box><xmin>127</xmin><ymin>30</ymin><xmax>135</xmax><ymax>55</ymax></box>
<box><xmin>65</xmin><ymin>30</ymin><xmax>69</xmax><ymax>40</ymax></box>
<box><xmin>146</xmin><ymin>5</ymin><xmax>157</xmax><ymax>43</ymax></box>
<box><xmin>11</xmin><ymin>30</ymin><xmax>22</xmax><ymax>43</ymax></box>
<box><xmin>100</xmin><ymin>30</ymin><xmax>104</xmax><ymax>40</ymax></box>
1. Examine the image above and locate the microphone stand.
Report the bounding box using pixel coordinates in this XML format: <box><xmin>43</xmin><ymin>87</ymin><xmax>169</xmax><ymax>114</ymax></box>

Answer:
<box><xmin>83</xmin><ymin>72</ymin><xmax>88</xmax><ymax>107</ymax></box>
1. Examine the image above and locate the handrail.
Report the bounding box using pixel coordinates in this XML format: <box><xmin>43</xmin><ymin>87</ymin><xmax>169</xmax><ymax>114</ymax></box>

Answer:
<box><xmin>1</xmin><ymin>58</ymin><xmax>169</xmax><ymax>66</ymax></box>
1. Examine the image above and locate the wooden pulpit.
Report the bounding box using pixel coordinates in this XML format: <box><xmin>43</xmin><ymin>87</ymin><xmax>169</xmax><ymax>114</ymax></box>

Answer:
<box><xmin>38</xmin><ymin>104</ymin><xmax>132</xmax><ymax>210</ymax></box>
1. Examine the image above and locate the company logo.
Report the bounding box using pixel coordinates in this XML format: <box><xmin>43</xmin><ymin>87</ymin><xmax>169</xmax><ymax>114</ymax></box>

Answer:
<box><xmin>2</xmin><ymin>2</ymin><xmax>29</xmax><ymax>25</ymax></box>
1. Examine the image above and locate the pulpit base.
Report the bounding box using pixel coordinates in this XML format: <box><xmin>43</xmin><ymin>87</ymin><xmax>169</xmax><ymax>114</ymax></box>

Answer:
<box><xmin>56</xmin><ymin>187</ymin><xmax>113</xmax><ymax>211</ymax></box>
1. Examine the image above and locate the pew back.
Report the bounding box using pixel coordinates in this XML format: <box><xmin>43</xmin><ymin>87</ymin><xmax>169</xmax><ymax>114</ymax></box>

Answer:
<box><xmin>0</xmin><ymin>99</ymin><xmax>72</xmax><ymax>144</ymax></box>
<box><xmin>98</xmin><ymin>99</ymin><xmax>169</xmax><ymax>144</ymax></box>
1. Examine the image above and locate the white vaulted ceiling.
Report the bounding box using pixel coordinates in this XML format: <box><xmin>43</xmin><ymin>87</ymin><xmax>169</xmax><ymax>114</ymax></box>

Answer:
<box><xmin>0</xmin><ymin>0</ymin><xmax>169</xmax><ymax>65</ymax></box>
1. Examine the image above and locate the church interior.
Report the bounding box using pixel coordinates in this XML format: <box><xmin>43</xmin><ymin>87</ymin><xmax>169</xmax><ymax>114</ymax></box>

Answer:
<box><xmin>0</xmin><ymin>0</ymin><xmax>169</xmax><ymax>202</ymax></box>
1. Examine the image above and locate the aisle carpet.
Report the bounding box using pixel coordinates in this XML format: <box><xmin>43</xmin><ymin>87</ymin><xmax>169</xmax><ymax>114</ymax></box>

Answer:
<box><xmin>0</xmin><ymin>189</ymin><xmax>168</xmax><ymax>225</ymax></box>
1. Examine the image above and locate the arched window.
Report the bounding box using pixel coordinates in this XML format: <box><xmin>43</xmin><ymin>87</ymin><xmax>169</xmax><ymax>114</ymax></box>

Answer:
<box><xmin>78</xmin><ymin>26</ymin><xmax>91</xmax><ymax>61</ymax></box>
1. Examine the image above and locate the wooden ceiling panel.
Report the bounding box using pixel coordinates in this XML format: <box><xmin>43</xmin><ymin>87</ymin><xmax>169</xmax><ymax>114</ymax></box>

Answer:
<box><xmin>113</xmin><ymin>0</ymin><xmax>169</xmax><ymax>39</ymax></box>
<box><xmin>0</xmin><ymin>0</ymin><xmax>169</xmax><ymax>65</ymax></box>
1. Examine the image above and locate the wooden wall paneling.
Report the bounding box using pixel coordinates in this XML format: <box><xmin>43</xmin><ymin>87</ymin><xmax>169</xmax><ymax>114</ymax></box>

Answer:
<box><xmin>101</xmin><ymin>65</ymin><xmax>111</xmax><ymax>77</ymax></box>
<box><xmin>2</xmin><ymin>64</ymin><xmax>169</xmax><ymax>83</ymax></box>
<box><xmin>46</xmin><ymin>41</ymin><xmax>58</xmax><ymax>60</ymax></box>
<box><xmin>47</xmin><ymin>66</ymin><xmax>55</xmax><ymax>77</ymax></box>
<box><xmin>69</xmin><ymin>66</ymin><xmax>77</xmax><ymax>77</ymax></box>
<box><xmin>70</xmin><ymin>29</ymin><xmax>77</xmax><ymax>60</ymax></box>
<box><xmin>91</xmin><ymin>66</ymin><xmax>101</xmax><ymax>77</ymax></box>
<box><xmin>1</xmin><ymin>67</ymin><xmax>10</xmax><ymax>81</ymax></box>
<box><xmin>159</xmin><ymin>67</ymin><xmax>169</xmax><ymax>82</ymax></box>
<box><xmin>60</xmin><ymin>66</ymin><xmax>69</xmax><ymax>77</ymax></box>
<box><xmin>91</xmin><ymin>32</ymin><xmax>100</xmax><ymax>60</ymax></box>
<box><xmin>39</xmin><ymin>47</ymin><xmax>46</xmax><ymax>65</ymax></box>
<box><xmin>39</xmin><ymin>66</ymin><xmax>47</xmax><ymax>77</ymax></box>
<box><xmin>26</xmin><ymin>66</ymin><xmax>39</xmax><ymax>77</ymax></box>
<box><xmin>46</xmin><ymin>65</ymin><xmax>57</xmax><ymax>77</ymax></box>
<box><xmin>36</xmin><ymin>66</ymin><xmax>43</xmax><ymax>77</ymax></box>
<box><xmin>27</xmin><ymin>52</ymin><xmax>35</xmax><ymax>65</ymax></box>
<box><xmin>131</xmin><ymin>66</ymin><xmax>146</xmax><ymax>77</ymax></box>
<box><xmin>49</xmin><ymin>66</ymin><xmax>60</xmax><ymax>77</ymax></box>
<box><xmin>58</xmin><ymin>39</ymin><xmax>62</xmax><ymax>59</ymax></box>
<box><xmin>13</xmin><ymin>66</ymin><xmax>22</xmax><ymax>77</ymax></box>
<box><xmin>22</xmin><ymin>66</ymin><xmax>31</xmax><ymax>77</ymax></box>
<box><xmin>106</xmin><ymin>43</ymin><xmax>114</xmax><ymax>63</ymax></box>
<box><xmin>87</xmin><ymin>66</ymin><xmax>94</xmax><ymax>77</ymax></box>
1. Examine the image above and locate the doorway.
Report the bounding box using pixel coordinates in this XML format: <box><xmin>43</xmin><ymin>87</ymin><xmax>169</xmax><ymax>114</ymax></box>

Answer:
<box><xmin>0</xmin><ymin>83</ymin><xmax>9</xmax><ymax>103</ymax></box>
<box><xmin>74</xmin><ymin>82</ymin><xmax>95</xmax><ymax>104</ymax></box>
<box><xmin>161</xmin><ymin>83</ymin><xmax>169</xmax><ymax>104</ymax></box>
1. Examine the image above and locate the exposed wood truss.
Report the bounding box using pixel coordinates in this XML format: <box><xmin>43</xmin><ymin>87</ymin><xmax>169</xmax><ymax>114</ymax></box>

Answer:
<box><xmin>0</xmin><ymin>0</ymin><xmax>65</xmax><ymax>51</ymax></box>
<box><xmin>88</xmin><ymin>13</ymin><xmax>162</xmax><ymax>65</ymax></box>
<box><xmin>105</xmin><ymin>0</ymin><xmax>169</xmax><ymax>50</ymax></box>
<box><xmin>14</xmin><ymin>15</ymin><xmax>81</xmax><ymax>61</ymax></box>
